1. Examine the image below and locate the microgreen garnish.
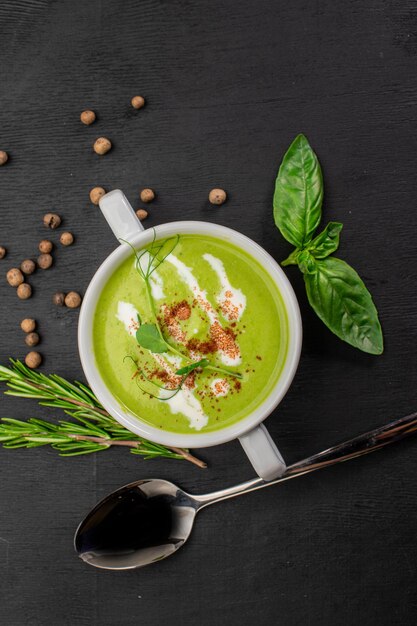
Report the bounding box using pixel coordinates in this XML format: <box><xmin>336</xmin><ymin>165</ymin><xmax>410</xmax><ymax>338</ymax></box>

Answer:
<box><xmin>135</xmin><ymin>376</ymin><xmax>184</xmax><ymax>401</ymax></box>
<box><xmin>122</xmin><ymin>230</ymin><xmax>242</xmax><ymax>401</ymax></box>
<box><xmin>175</xmin><ymin>358</ymin><xmax>210</xmax><ymax>376</ymax></box>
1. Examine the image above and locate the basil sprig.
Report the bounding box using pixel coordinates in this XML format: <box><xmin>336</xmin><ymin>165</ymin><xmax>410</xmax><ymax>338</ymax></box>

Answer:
<box><xmin>274</xmin><ymin>134</ymin><xmax>383</xmax><ymax>355</ymax></box>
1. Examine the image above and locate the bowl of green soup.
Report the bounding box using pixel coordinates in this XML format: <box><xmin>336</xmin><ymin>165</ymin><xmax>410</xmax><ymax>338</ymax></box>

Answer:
<box><xmin>78</xmin><ymin>190</ymin><xmax>302</xmax><ymax>480</ymax></box>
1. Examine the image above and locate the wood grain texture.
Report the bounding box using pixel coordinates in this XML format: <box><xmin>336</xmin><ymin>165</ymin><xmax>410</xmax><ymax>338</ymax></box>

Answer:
<box><xmin>0</xmin><ymin>0</ymin><xmax>417</xmax><ymax>624</ymax></box>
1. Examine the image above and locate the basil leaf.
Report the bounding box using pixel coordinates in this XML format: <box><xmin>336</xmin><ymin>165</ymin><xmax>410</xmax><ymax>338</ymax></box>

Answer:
<box><xmin>136</xmin><ymin>324</ymin><xmax>167</xmax><ymax>353</ymax></box>
<box><xmin>303</xmin><ymin>257</ymin><xmax>383</xmax><ymax>355</ymax></box>
<box><xmin>274</xmin><ymin>134</ymin><xmax>323</xmax><ymax>248</ymax></box>
<box><xmin>175</xmin><ymin>358</ymin><xmax>210</xmax><ymax>376</ymax></box>
<box><xmin>308</xmin><ymin>222</ymin><xmax>343</xmax><ymax>259</ymax></box>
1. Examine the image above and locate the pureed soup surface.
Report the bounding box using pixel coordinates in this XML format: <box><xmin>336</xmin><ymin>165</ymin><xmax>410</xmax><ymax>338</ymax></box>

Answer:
<box><xmin>93</xmin><ymin>234</ymin><xmax>289</xmax><ymax>434</ymax></box>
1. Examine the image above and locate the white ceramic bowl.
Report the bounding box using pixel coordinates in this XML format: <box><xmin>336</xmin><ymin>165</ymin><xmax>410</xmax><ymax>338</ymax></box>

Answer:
<box><xmin>78</xmin><ymin>191</ymin><xmax>302</xmax><ymax>480</ymax></box>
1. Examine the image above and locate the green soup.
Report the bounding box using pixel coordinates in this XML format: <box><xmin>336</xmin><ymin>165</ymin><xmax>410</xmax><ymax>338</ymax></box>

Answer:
<box><xmin>93</xmin><ymin>234</ymin><xmax>289</xmax><ymax>434</ymax></box>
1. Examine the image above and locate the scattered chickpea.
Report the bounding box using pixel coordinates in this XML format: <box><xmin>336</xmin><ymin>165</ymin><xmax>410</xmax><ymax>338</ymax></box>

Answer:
<box><xmin>39</xmin><ymin>240</ymin><xmax>53</xmax><ymax>254</ymax></box>
<box><xmin>80</xmin><ymin>110</ymin><xmax>96</xmax><ymax>125</ymax></box>
<box><xmin>0</xmin><ymin>151</ymin><xmax>8</xmax><ymax>166</ymax></box>
<box><xmin>0</xmin><ymin>246</ymin><xmax>7</xmax><ymax>259</ymax></box>
<box><xmin>7</xmin><ymin>268</ymin><xmax>24</xmax><ymax>287</ymax></box>
<box><xmin>131</xmin><ymin>95</ymin><xmax>145</xmax><ymax>109</ymax></box>
<box><xmin>140</xmin><ymin>188</ymin><xmax>155</xmax><ymax>203</ymax></box>
<box><xmin>25</xmin><ymin>351</ymin><xmax>42</xmax><ymax>369</ymax></box>
<box><xmin>43</xmin><ymin>213</ymin><xmax>61</xmax><ymax>229</ymax></box>
<box><xmin>25</xmin><ymin>332</ymin><xmax>40</xmax><ymax>347</ymax></box>
<box><xmin>65</xmin><ymin>291</ymin><xmax>82</xmax><ymax>308</ymax></box>
<box><xmin>17</xmin><ymin>283</ymin><xmax>32</xmax><ymax>299</ymax></box>
<box><xmin>136</xmin><ymin>209</ymin><xmax>148</xmax><ymax>221</ymax></box>
<box><xmin>38</xmin><ymin>253</ymin><xmax>53</xmax><ymax>270</ymax></box>
<box><xmin>52</xmin><ymin>292</ymin><xmax>65</xmax><ymax>306</ymax></box>
<box><xmin>60</xmin><ymin>232</ymin><xmax>74</xmax><ymax>246</ymax></box>
<box><xmin>20</xmin><ymin>259</ymin><xmax>36</xmax><ymax>275</ymax></box>
<box><xmin>93</xmin><ymin>137</ymin><xmax>112</xmax><ymax>155</ymax></box>
<box><xmin>89</xmin><ymin>186</ymin><xmax>106</xmax><ymax>205</ymax></box>
<box><xmin>21</xmin><ymin>318</ymin><xmax>36</xmax><ymax>333</ymax></box>
<box><xmin>208</xmin><ymin>188</ymin><xmax>227</xmax><ymax>205</ymax></box>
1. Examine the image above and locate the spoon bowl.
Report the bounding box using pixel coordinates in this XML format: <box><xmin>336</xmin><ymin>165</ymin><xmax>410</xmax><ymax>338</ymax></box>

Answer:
<box><xmin>74</xmin><ymin>479</ymin><xmax>199</xmax><ymax>570</ymax></box>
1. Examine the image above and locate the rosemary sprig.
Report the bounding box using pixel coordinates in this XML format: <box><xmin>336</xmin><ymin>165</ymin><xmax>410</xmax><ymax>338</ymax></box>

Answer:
<box><xmin>0</xmin><ymin>359</ymin><xmax>206</xmax><ymax>468</ymax></box>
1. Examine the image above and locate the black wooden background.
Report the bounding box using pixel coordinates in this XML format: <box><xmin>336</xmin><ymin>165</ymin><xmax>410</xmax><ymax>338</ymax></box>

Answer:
<box><xmin>1</xmin><ymin>1</ymin><xmax>417</xmax><ymax>624</ymax></box>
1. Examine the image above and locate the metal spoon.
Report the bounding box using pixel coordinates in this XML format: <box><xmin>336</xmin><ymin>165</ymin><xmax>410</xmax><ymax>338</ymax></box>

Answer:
<box><xmin>74</xmin><ymin>411</ymin><xmax>417</xmax><ymax>570</ymax></box>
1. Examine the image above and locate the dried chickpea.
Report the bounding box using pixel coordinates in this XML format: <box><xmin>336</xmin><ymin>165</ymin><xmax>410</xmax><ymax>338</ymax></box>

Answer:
<box><xmin>43</xmin><ymin>213</ymin><xmax>61</xmax><ymax>229</ymax></box>
<box><xmin>208</xmin><ymin>188</ymin><xmax>227</xmax><ymax>205</ymax></box>
<box><xmin>80</xmin><ymin>110</ymin><xmax>96</xmax><ymax>125</ymax></box>
<box><xmin>136</xmin><ymin>209</ymin><xmax>148</xmax><ymax>221</ymax></box>
<box><xmin>93</xmin><ymin>137</ymin><xmax>112</xmax><ymax>155</ymax></box>
<box><xmin>25</xmin><ymin>351</ymin><xmax>42</xmax><ymax>369</ymax></box>
<box><xmin>21</xmin><ymin>259</ymin><xmax>36</xmax><ymax>275</ymax></box>
<box><xmin>25</xmin><ymin>332</ymin><xmax>40</xmax><ymax>347</ymax></box>
<box><xmin>131</xmin><ymin>96</ymin><xmax>145</xmax><ymax>109</ymax></box>
<box><xmin>89</xmin><ymin>187</ymin><xmax>106</xmax><ymax>205</ymax></box>
<box><xmin>39</xmin><ymin>240</ymin><xmax>53</xmax><ymax>253</ymax></box>
<box><xmin>60</xmin><ymin>232</ymin><xmax>74</xmax><ymax>246</ymax></box>
<box><xmin>53</xmin><ymin>292</ymin><xmax>65</xmax><ymax>306</ymax></box>
<box><xmin>17</xmin><ymin>283</ymin><xmax>32</xmax><ymax>299</ymax></box>
<box><xmin>65</xmin><ymin>291</ymin><xmax>82</xmax><ymax>308</ymax></box>
<box><xmin>38</xmin><ymin>254</ymin><xmax>53</xmax><ymax>270</ymax></box>
<box><xmin>7</xmin><ymin>268</ymin><xmax>24</xmax><ymax>287</ymax></box>
<box><xmin>21</xmin><ymin>319</ymin><xmax>36</xmax><ymax>333</ymax></box>
<box><xmin>140</xmin><ymin>188</ymin><xmax>155</xmax><ymax>203</ymax></box>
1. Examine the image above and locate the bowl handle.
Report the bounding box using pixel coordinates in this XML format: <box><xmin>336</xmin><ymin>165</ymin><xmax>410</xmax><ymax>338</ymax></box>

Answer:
<box><xmin>239</xmin><ymin>424</ymin><xmax>286</xmax><ymax>480</ymax></box>
<box><xmin>99</xmin><ymin>190</ymin><xmax>145</xmax><ymax>241</ymax></box>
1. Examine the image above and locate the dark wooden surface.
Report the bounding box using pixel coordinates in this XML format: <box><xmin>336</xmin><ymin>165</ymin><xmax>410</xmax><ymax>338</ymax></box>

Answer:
<box><xmin>1</xmin><ymin>1</ymin><xmax>417</xmax><ymax>624</ymax></box>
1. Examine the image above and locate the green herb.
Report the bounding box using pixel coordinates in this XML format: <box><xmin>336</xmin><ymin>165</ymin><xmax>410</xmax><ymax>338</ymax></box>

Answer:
<box><xmin>175</xmin><ymin>358</ymin><xmax>210</xmax><ymax>376</ymax></box>
<box><xmin>307</xmin><ymin>221</ymin><xmax>343</xmax><ymax>259</ymax></box>
<box><xmin>303</xmin><ymin>257</ymin><xmax>383</xmax><ymax>354</ymax></box>
<box><xmin>126</xmin><ymin>231</ymin><xmax>242</xmax><ymax>383</ymax></box>
<box><xmin>136</xmin><ymin>324</ymin><xmax>167</xmax><ymax>353</ymax></box>
<box><xmin>274</xmin><ymin>134</ymin><xmax>383</xmax><ymax>355</ymax></box>
<box><xmin>274</xmin><ymin>133</ymin><xmax>323</xmax><ymax>248</ymax></box>
<box><xmin>0</xmin><ymin>359</ymin><xmax>206</xmax><ymax>468</ymax></box>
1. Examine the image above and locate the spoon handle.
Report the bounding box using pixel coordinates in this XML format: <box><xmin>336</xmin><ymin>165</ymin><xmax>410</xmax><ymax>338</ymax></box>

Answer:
<box><xmin>194</xmin><ymin>411</ymin><xmax>417</xmax><ymax>508</ymax></box>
